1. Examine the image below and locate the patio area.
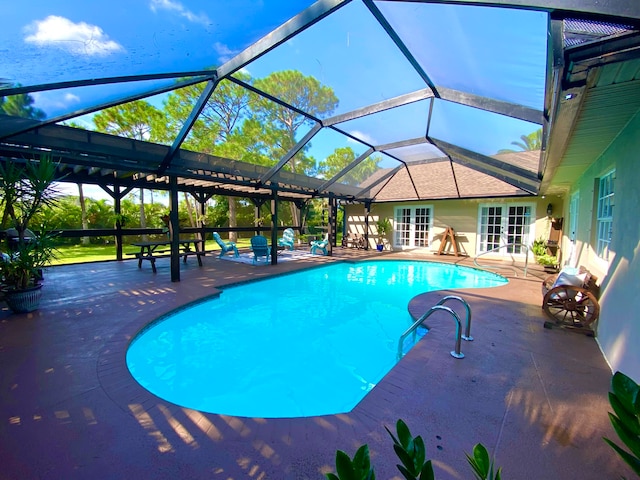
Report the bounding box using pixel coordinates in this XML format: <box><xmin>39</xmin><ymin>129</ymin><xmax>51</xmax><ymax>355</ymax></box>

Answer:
<box><xmin>0</xmin><ymin>248</ymin><xmax>633</xmax><ymax>479</ymax></box>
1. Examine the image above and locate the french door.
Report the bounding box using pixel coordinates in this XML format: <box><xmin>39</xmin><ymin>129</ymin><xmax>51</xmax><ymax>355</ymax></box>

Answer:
<box><xmin>477</xmin><ymin>204</ymin><xmax>533</xmax><ymax>255</ymax></box>
<box><xmin>394</xmin><ymin>206</ymin><xmax>432</xmax><ymax>248</ymax></box>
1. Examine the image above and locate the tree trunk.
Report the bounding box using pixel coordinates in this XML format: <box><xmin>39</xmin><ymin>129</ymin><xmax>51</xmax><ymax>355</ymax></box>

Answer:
<box><xmin>289</xmin><ymin>203</ymin><xmax>300</xmax><ymax>228</ymax></box>
<box><xmin>78</xmin><ymin>184</ymin><xmax>90</xmax><ymax>246</ymax></box>
<box><xmin>228</xmin><ymin>196</ymin><xmax>237</xmax><ymax>242</ymax></box>
<box><xmin>184</xmin><ymin>193</ymin><xmax>196</xmax><ymax>227</ymax></box>
<box><xmin>139</xmin><ymin>188</ymin><xmax>148</xmax><ymax>242</ymax></box>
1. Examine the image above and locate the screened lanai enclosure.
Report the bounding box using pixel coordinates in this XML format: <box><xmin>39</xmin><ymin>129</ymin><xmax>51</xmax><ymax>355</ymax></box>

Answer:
<box><xmin>1</xmin><ymin>0</ymin><xmax>639</xmax><ymax>278</ymax></box>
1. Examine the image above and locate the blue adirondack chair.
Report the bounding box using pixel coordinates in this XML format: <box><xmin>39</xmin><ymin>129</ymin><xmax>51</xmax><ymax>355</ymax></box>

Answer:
<box><xmin>310</xmin><ymin>233</ymin><xmax>329</xmax><ymax>255</ymax></box>
<box><xmin>212</xmin><ymin>232</ymin><xmax>239</xmax><ymax>258</ymax></box>
<box><xmin>250</xmin><ymin>236</ymin><xmax>271</xmax><ymax>264</ymax></box>
<box><xmin>278</xmin><ymin>228</ymin><xmax>295</xmax><ymax>251</ymax></box>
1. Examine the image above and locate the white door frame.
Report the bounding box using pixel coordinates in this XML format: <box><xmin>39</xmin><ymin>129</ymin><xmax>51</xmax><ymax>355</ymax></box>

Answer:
<box><xmin>477</xmin><ymin>203</ymin><xmax>536</xmax><ymax>256</ymax></box>
<box><xmin>393</xmin><ymin>205</ymin><xmax>433</xmax><ymax>249</ymax></box>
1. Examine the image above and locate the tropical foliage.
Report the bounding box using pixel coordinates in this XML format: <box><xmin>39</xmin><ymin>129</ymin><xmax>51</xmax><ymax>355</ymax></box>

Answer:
<box><xmin>4</xmin><ymin>69</ymin><xmax>375</xmax><ymax>245</ymax></box>
<box><xmin>0</xmin><ymin>84</ymin><xmax>45</xmax><ymax>120</ymax></box>
<box><xmin>0</xmin><ymin>155</ymin><xmax>60</xmax><ymax>291</ymax></box>
<box><xmin>498</xmin><ymin>128</ymin><xmax>542</xmax><ymax>154</ymax></box>
<box><xmin>326</xmin><ymin>419</ymin><xmax>503</xmax><ymax>480</ymax></box>
<box><xmin>604</xmin><ymin>371</ymin><xmax>640</xmax><ymax>477</ymax></box>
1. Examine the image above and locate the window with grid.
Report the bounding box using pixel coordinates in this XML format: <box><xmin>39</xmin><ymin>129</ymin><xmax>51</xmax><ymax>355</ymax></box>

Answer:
<box><xmin>414</xmin><ymin>207</ymin><xmax>430</xmax><ymax>247</ymax></box>
<box><xmin>479</xmin><ymin>206</ymin><xmax>503</xmax><ymax>252</ymax></box>
<box><xmin>506</xmin><ymin>205</ymin><xmax>531</xmax><ymax>254</ymax></box>
<box><xmin>394</xmin><ymin>208</ymin><xmax>412</xmax><ymax>246</ymax></box>
<box><xmin>596</xmin><ymin>170</ymin><xmax>615</xmax><ymax>261</ymax></box>
<box><xmin>394</xmin><ymin>206</ymin><xmax>432</xmax><ymax>247</ymax></box>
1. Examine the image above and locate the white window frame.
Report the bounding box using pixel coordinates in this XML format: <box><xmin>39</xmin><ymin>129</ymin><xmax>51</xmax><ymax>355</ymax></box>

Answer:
<box><xmin>596</xmin><ymin>170</ymin><xmax>615</xmax><ymax>261</ymax></box>
<box><xmin>393</xmin><ymin>205</ymin><xmax>433</xmax><ymax>249</ymax></box>
<box><xmin>476</xmin><ymin>202</ymin><xmax>536</xmax><ymax>256</ymax></box>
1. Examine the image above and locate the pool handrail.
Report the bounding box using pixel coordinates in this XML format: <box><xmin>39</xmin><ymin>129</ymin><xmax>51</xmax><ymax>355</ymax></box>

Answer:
<box><xmin>397</xmin><ymin>305</ymin><xmax>464</xmax><ymax>360</ymax></box>
<box><xmin>473</xmin><ymin>242</ymin><xmax>530</xmax><ymax>277</ymax></box>
<box><xmin>435</xmin><ymin>295</ymin><xmax>473</xmax><ymax>341</ymax></box>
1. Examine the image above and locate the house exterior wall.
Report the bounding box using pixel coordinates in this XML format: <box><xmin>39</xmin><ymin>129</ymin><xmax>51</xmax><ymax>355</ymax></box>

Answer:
<box><xmin>565</xmin><ymin>111</ymin><xmax>640</xmax><ymax>381</ymax></box>
<box><xmin>344</xmin><ymin>197</ymin><xmax>559</xmax><ymax>257</ymax></box>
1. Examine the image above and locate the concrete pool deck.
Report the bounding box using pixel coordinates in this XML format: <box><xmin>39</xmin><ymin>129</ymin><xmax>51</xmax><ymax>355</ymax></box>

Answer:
<box><xmin>0</xmin><ymin>248</ymin><xmax>634</xmax><ymax>479</ymax></box>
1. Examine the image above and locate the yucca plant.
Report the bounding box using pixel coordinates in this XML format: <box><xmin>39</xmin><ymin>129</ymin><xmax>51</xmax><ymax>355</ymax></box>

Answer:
<box><xmin>604</xmin><ymin>371</ymin><xmax>640</xmax><ymax>476</ymax></box>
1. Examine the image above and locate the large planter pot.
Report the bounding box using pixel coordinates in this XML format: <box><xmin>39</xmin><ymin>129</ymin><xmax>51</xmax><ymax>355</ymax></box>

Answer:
<box><xmin>4</xmin><ymin>284</ymin><xmax>43</xmax><ymax>313</ymax></box>
<box><xmin>376</xmin><ymin>244</ymin><xmax>384</xmax><ymax>252</ymax></box>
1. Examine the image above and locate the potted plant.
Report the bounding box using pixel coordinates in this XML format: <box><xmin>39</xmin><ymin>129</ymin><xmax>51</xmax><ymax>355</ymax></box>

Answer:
<box><xmin>531</xmin><ymin>237</ymin><xmax>558</xmax><ymax>272</ymax></box>
<box><xmin>376</xmin><ymin>217</ymin><xmax>391</xmax><ymax>252</ymax></box>
<box><xmin>0</xmin><ymin>156</ymin><xmax>59</xmax><ymax>313</ymax></box>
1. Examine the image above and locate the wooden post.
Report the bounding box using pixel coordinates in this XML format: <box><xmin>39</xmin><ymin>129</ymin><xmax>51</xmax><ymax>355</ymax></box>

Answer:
<box><xmin>169</xmin><ymin>176</ymin><xmax>180</xmax><ymax>282</ymax></box>
<box><xmin>270</xmin><ymin>184</ymin><xmax>279</xmax><ymax>265</ymax></box>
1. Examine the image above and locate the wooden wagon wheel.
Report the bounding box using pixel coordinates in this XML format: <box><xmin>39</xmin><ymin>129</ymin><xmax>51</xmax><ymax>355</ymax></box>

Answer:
<box><xmin>542</xmin><ymin>285</ymin><xmax>600</xmax><ymax>329</ymax></box>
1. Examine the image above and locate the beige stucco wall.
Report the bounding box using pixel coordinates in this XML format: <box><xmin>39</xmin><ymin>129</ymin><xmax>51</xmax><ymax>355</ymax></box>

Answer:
<box><xmin>345</xmin><ymin>197</ymin><xmax>561</xmax><ymax>258</ymax></box>
<box><xmin>566</xmin><ymin>111</ymin><xmax>640</xmax><ymax>381</ymax></box>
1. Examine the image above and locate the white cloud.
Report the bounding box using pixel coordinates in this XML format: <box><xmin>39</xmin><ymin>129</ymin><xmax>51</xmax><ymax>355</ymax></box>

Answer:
<box><xmin>213</xmin><ymin>41</ymin><xmax>239</xmax><ymax>64</ymax></box>
<box><xmin>149</xmin><ymin>0</ymin><xmax>211</xmax><ymax>26</ymax></box>
<box><xmin>348</xmin><ymin>130</ymin><xmax>376</xmax><ymax>146</ymax></box>
<box><xmin>24</xmin><ymin>15</ymin><xmax>123</xmax><ymax>56</ymax></box>
<box><xmin>64</xmin><ymin>93</ymin><xmax>81</xmax><ymax>103</ymax></box>
<box><xmin>32</xmin><ymin>90</ymin><xmax>81</xmax><ymax>112</ymax></box>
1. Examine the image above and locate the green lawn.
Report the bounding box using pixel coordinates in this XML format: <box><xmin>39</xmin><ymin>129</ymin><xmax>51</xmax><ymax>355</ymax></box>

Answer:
<box><xmin>50</xmin><ymin>238</ymin><xmax>255</xmax><ymax>265</ymax></box>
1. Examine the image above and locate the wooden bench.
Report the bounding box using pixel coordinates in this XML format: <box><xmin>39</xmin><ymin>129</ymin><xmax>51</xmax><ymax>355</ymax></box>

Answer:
<box><xmin>342</xmin><ymin>233</ymin><xmax>365</xmax><ymax>249</ymax></box>
<box><xmin>541</xmin><ymin>266</ymin><xmax>600</xmax><ymax>335</ymax></box>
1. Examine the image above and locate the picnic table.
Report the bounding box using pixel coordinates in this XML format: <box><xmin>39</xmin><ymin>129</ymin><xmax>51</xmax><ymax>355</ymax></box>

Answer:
<box><xmin>130</xmin><ymin>239</ymin><xmax>205</xmax><ymax>273</ymax></box>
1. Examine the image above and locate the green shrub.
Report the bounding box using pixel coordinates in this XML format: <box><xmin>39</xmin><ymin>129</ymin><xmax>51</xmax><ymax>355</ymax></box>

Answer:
<box><xmin>531</xmin><ymin>238</ymin><xmax>546</xmax><ymax>257</ymax></box>
<box><xmin>604</xmin><ymin>371</ymin><xmax>640</xmax><ymax>477</ymax></box>
<box><xmin>326</xmin><ymin>419</ymin><xmax>502</xmax><ymax>480</ymax></box>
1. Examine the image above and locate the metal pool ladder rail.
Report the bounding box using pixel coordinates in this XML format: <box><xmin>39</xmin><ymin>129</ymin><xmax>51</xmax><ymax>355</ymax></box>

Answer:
<box><xmin>397</xmin><ymin>296</ymin><xmax>472</xmax><ymax>360</ymax></box>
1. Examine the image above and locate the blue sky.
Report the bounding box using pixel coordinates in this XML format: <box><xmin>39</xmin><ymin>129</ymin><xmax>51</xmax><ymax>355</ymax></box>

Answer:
<box><xmin>1</xmin><ymin>0</ymin><xmax>548</xmax><ymax>200</ymax></box>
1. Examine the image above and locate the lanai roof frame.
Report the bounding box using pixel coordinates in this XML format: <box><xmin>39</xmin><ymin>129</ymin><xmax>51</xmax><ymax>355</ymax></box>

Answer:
<box><xmin>0</xmin><ymin>0</ymin><xmax>638</xmax><ymax>204</ymax></box>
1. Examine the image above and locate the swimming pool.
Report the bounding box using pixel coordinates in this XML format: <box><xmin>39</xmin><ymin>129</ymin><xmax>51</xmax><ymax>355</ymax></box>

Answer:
<box><xmin>126</xmin><ymin>260</ymin><xmax>506</xmax><ymax>418</ymax></box>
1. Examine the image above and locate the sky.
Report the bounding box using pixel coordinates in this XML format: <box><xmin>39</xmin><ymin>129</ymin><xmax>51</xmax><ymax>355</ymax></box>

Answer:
<box><xmin>2</xmin><ymin>0</ymin><xmax>548</xmax><ymax>200</ymax></box>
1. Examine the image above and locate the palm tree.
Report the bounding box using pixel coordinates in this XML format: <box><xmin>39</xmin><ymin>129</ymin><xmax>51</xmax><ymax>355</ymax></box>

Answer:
<box><xmin>498</xmin><ymin>128</ymin><xmax>542</xmax><ymax>154</ymax></box>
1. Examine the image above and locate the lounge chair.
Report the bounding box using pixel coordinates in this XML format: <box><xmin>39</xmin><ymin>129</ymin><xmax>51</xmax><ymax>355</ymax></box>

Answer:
<box><xmin>250</xmin><ymin>235</ymin><xmax>271</xmax><ymax>264</ymax></box>
<box><xmin>310</xmin><ymin>233</ymin><xmax>329</xmax><ymax>255</ymax></box>
<box><xmin>212</xmin><ymin>232</ymin><xmax>239</xmax><ymax>258</ymax></box>
<box><xmin>278</xmin><ymin>228</ymin><xmax>295</xmax><ymax>251</ymax></box>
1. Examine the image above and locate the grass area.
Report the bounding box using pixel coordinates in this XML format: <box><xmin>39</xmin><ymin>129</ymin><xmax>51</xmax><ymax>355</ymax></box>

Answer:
<box><xmin>50</xmin><ymin>238</ymin><xmax>255</xmax><ymax>265</ymax></box>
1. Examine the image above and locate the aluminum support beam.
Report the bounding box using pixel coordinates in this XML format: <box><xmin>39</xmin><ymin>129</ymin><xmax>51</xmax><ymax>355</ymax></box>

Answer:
<box><xmin>364</xmin><ymin>0</ymin><xmax>439</xmax><ymax>93</ymax></box>
<box><xmin>259</xmin><ymin>123</ymin><xmax>322</xmax><ymax>184</ymax></box>
<box><xmin>324</xmin><ymin>89</ymin><xmax>434</xmax><ymax>126</ymax></box>
<box><xmin>217</xmin><ymin>0</ymin><xmax>351</xmax><ymax>79</ymax></box>
<box><xmin>381</xmin><ymin>0</ymin><xmax>640</xmax><ymax>22</ymax></box>
<box><xmin>318</xmin><ymin>147</ymin><xmax>375</xmax><ymax>191</ymax></box>
<box><xmin>159</xmin><ymin>78</ymin><xmax>219</xmax><ymax>173</ymax></box>
<box><xmin>0</xmin><ymin>76</ymin><xmax>209</xmax><ymax>140</ymax></box>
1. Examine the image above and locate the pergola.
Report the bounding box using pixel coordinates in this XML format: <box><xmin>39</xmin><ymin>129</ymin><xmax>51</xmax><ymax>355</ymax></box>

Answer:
<box><xmin>1</xmin><ymin>0</ymin><xmax>639</xmax><ymax>279</ymax></box>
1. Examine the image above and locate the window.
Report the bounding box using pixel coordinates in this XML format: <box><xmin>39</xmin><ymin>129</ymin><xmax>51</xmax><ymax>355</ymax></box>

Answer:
<box><xmin>596</xmin><ymin>170</ymin><xmax>615</xmax><ymax>261</ymax></box>
<box><xmin>394</xmin><ymin>206</ymin><xmax>433</xmax><ymax>248</ymax></box>
<box><xmin>477</xmin><ymin>203</ymin><xmax>533</xmax><ymax>255</ymax></box>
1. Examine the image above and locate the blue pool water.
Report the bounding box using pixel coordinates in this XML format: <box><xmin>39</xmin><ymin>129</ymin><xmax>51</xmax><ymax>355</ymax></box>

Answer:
<box><xmin>126</xmin><ymin>261</ymin><xmax>506</xmax><ymax>418</ymax></box>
